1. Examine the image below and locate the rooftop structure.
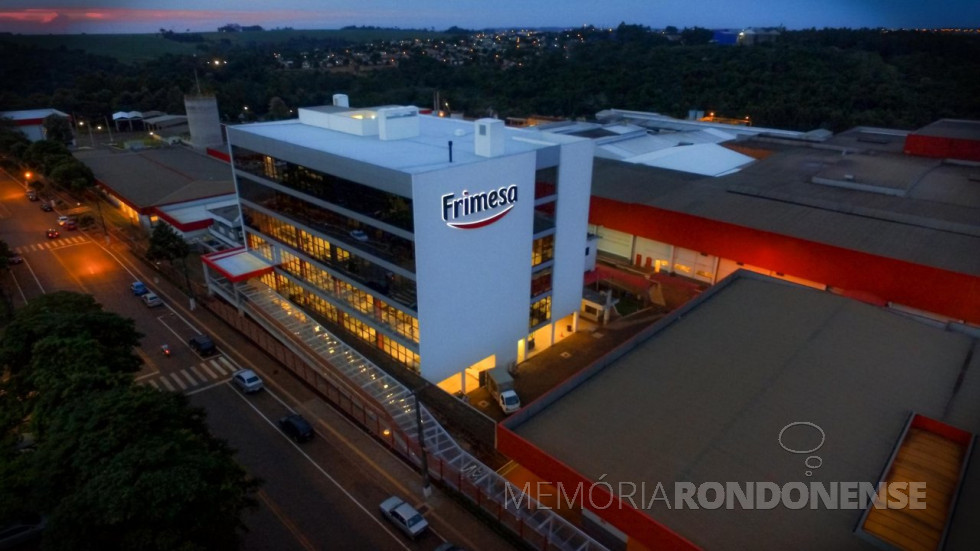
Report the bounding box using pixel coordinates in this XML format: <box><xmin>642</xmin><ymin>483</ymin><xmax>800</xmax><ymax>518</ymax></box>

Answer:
<box><xmin>500</xmin><ymin>271</ymin><xmax>980</xmax><ymax>550</ymax></box>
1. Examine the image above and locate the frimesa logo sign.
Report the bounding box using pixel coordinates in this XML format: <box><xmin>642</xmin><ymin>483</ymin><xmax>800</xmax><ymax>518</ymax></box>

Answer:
<box><xmin>441</xmin><ymin>184</ymin><xmax>518</xmax><ymax>229</ymax></box>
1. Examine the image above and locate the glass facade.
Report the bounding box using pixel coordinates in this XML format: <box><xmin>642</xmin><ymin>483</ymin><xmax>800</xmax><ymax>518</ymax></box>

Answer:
<box><xmin>238</xmin><ymin>178</ymin><xmax>415</xmax><ymax>272</ymax></box>
<box><xmin>233</xmin><ymin>140</ymin><xmax>423</xmax><ymax>373</ymax></box>
<box><xmin>242</xmin><ymin>206</ymin><xmax>417</xmax><ymax>310</ymax></box>
<box><xmin>232</xmin><ymin>145</ymin><xmax>414</xmax><ymax>231</ymax></box>
<box><xmin>259</xmin><ymin>270</ymin><xmax>420</xmax><ymax>371</ymax></box>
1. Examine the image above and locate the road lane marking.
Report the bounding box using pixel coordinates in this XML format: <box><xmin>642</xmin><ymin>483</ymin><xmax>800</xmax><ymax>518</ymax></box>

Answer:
<box><xmin>210</xmin><ymin>359</ymin><xmax>228</xmax><ymax>376</ymax></box>
<box><xmin>181</xmin><ymin>370</ymin><xmax>198</xmax><ymax>386</ymax></box>
<box><xmin>147</xmin><ymin>379</ymin><xmax>159</xmax><ymax>390</ymax></box>
<box><xmin>217</xmin><ymin>356</ymin><xmax>236</xmax><ymax>373</ymax></box>
<box><xmin>159</xmin><ymin>377</ymin><xmax>175</xmax><ymax>392</ymax></box>
<box><xmin>169</xmin><ymin>372</ymin><xmax>187</xmax><ymax>390</ymax></box>
<box><xmin>199</xmin><ymin>362</ymin><xmax>218</xmax><ymax>379</ymax></box>
<box><xmin>232</xmin><ymin>391</ymin><xmax>412</xmax><ymax>551</ymax></box>
<box><xmin>189</xmin><ymin>364</ymin><xmax>208</xmax><ymax>381</ymax></box>
<box><xmin>256</xmin><ymin>489</ymin><xmax>318</xmax><ymax>551</ymax></box>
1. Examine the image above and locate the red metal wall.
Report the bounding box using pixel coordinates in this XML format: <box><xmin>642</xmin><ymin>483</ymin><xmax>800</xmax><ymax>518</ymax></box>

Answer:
<box><xmin>589</xmin><ymin>197</ymin><xmax>980</xmax><ymax>324</ymax></box>
<box><xmin>497</xmin><ymin>425</ymin><xmax>699</xmax><ymax>551</ymax></box>
<box><xmin>904</xmin><ymin>134</ymin><xmax>980</xmax><ymax>162</ymax></box>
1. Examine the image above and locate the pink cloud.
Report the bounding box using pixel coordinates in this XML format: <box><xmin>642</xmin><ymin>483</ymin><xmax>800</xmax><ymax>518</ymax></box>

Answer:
<box><xmin>0</xmin><ymin>8</ymin><xmax>333</xmax><ymax>34</ymax></box>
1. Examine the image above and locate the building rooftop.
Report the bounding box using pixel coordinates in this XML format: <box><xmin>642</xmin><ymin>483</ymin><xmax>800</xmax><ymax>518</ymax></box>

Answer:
<box><xmin>506</xmin><ymin>272</ymin><xmax>980</xmax><ymax>550</ymax></box>
<box><xmin>74</xmin><ymin>145</ymin><xmax>234</xmax><ymax>210</ymax></box>
<box><xmin>228</xmin><ymin>109</ymin><xmax>581</xmax><ymax>175</ymax></box>
<box><xmin>911</xmin><ymin>119</ymin><xmax>980</xmax><ymax>141</ymax></box>
<box><xmin>0</xmin><ymin>108</ymin><xmax>69</xmax><ymax>121</ymax></box>
<box><xmin>590</xmin><ymin>134</ymin><xmax>980</xmax><ymax>276</ymax></box>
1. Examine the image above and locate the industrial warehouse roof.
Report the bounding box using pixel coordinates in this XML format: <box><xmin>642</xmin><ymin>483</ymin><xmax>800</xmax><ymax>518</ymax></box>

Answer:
<box><xmin>0</xmin><ymin>108</ymin><xmax>69</xmax><ymax>122</ymax></box>
<box><xmin>228</xmin><ymin>108</ymin><xmax>584</xmax><ymax>174</ymax></box>
<box><xmin>911</xmin><ymin>119</ymin><xmax>980</xmax><ymax>141</ymax></box>
<box><xmin>590</xmin><ymin>132</ymin><xmax>980</xmax><ymax>276</ymax></box>
<box><xmin>74</xmin><ymin>146</ymin><xmax>234</xmax><ymax>210</ymax></box>
<box><xmin>506</xmin><ymin>272</ymin><xmax>980</xmax><ymax>550</ymax></box>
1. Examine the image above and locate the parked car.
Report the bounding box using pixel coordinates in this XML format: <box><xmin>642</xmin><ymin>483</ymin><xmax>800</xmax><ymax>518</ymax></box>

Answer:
<box><xmin>232</xmin><ymin>369</ymin><xmax>264</xmax><ymax>394</ymax></box>
<box><xmin>130</xmin><ymin>281</ymin><xmax>148</xmax><ymax>296</ymax></box>
<box><xmin>57</xmin><ymin>215</ymin><xmax>69</xmax><ymax>226</ymax></box>
<box><xmin>40</xmin><ymin>202</ymin><xmax>53</xmax><ymax>212</ymax></box>
<box><xmin>5</xmin><ymin>254</ymin><xmax>23</xmax><ymax>265</ymax></box>
<box><xmin>64</xmin><ymin>219</ymin><xmax>77</xmax><ymax>230</ymax></box>
<box><xmin>188</xmin><ymin>334</ymin><xmax>217</xmax><ymax>356</ymax></box>
<box><xmin>26</xmin><ymin>190</ymin><xmax>37</xmax><ymax>201</ymax></box>
<box><xmin>141</xmin><ymin>292</ymin><xmax>163</xmax><ymax>307</ymax></box>
<box><xmin>379</xmin><ymin>496</ymin><xmax>429</xmax><ymax>538</ymax></box>
<box><xmin>45</xmin><ymin>228</ymin><xmax>59</xmax><ymax>239</ymax></box>
<box><xmin>278</xmin><ymin>413</ymin><xmax>314</xmax><ymax>442</ymax></box>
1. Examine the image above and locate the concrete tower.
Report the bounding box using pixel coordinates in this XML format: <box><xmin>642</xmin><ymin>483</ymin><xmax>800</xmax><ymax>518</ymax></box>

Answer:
<box><xmin>184</xmin><ymin>94</ymin><xmax>223</xmax><ymax>149</ymax></box>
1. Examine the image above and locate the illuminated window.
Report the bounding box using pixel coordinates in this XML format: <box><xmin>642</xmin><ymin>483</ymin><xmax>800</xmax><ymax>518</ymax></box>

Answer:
<box><xmin>529</xmin><ymin>296</ymin><xmax>551</xmax><ymax>329</ymax></box>
<box><xmin>532</xmin><ymin>235</ymin><xmax>555</xmax><ymax>266</ymax></box>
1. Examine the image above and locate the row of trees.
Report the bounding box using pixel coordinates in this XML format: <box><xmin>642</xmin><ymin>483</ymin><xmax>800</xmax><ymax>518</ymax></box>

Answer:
<box><xmin>0</xmin><ymin>117</ymin><xmax>95</xmax><ymax>193</ymax></box>
<box><xmin>0</xmin><ymin>27</ymin><xmax>978</xmax><ymax>133</ymax></box>
<box><xmin>0</xmin><ymin>292</ymin><xmax>258</xmax><ymax>550</ymax></box>
<box><xmin>0</xmin><ymin>292</ymin><xmax>258</xmax><ymax>548</ymax></box>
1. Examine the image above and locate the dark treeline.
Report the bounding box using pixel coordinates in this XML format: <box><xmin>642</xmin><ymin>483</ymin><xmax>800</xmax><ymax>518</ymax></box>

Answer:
<box><xmin>0</xmin><ymin>27</ymin><xmax>977</xmax><ymax>132</ymax></box>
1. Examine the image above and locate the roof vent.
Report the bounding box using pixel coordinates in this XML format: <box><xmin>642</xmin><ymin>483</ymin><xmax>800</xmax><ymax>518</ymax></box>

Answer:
<box><xmin>378</xmin><ymin>106</ymin><xmax>420</xmax><ymax>140</ymax></box>
<box><xmin>333</xmin><ymin>94</ymin><xmax>349</xmax><ymax>107</ymax></box>
<box><xmin>843</xmin><ymin>174</ymin><xmax>855</xmax><ymax>181</ymax></box>
<box><xmin>475</xmin><ymin>118</ymin><xmax>505</xmax><ymax>157</ymax></box>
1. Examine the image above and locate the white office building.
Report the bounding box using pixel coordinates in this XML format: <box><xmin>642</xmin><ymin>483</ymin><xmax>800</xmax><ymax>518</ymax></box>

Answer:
<box><xmin>205</xmin><ymin>97</ymin><xmax>593</xmax><ymax>390</ymax></box>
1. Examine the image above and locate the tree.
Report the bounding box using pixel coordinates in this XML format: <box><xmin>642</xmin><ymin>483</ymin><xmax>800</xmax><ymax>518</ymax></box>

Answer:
<box><xmin>48</xmin><ymin>158</ymin><xmax>94</xmax><ymax>191</ymax></box>
<box><xmin>0</xmin><ymin>292</ymin><xmax>142</xmax><ymax>403</ymax></box>
<box><xmin>0</xmin><ymin>291</ymin><xmax>259</xmax><ymax>549</ymax></box>
<box><xmin>42</xmin><ymin>114</ymin><xmax>73</xmax><ymax>144</ymax></box>
<box><xmin>28</xmin><ymin>386</ymin><xmax>258</xmax><ymax>551</ymax></box>
<box><xmin>0</xmin><ymin>239</ymin><xmax>11</xmax><ymax>270</ymax></box>
<box><xmin>267</xmin><ymin>96</ymin><xmax>290</xmax><ymax>120</ymax></box>
<box><xmin>147</xmin><ymin>223</ymin><xmax>193</xmax><ymax>294</ymax></box>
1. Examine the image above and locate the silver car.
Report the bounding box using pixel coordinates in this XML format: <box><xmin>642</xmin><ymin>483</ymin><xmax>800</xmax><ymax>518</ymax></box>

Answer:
<box><xmin>379</xmin><ymin>496</ymin><xmax>428</xmax><ymax>538</ymax></box>
<box><xmin>232</xmin><ymin>369</ymin><xmax>264</xmax><ymax>393</ymax></box>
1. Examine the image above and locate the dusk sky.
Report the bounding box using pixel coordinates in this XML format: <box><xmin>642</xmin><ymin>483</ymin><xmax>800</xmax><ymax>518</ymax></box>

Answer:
<box><xmin>0</xmin><ymin>1</ymin><xmax>976</xmax><ymax>35</ymax></box>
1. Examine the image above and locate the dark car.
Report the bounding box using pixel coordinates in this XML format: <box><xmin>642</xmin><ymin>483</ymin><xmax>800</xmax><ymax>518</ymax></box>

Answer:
<box><xmin>64</xmin><ymin>219</ymin><xmax>77</xmax><ymax>230</ymax></box>
<box><xmin>45</xmin><ymin>228</ymin><xmax>59</xmax><ymax>239</ymax></box>
<box><xmin>5</xmin><ymin>254</ymin><xmax>23</xmax><ymax>265</ymax></box>
<box><xmin>40</xmin><ymin>202</ymin><xmax>53</xmax><ymax>212</ymax></box>
<box><xmin>278</xmin><ymin>413</ymin><xmax>314</xmax><ymax>442</ymax></box>
<box><xmin>188</xmin><ymin>334</ymin><xmax>217</xmax><ymax>356</ymax></box>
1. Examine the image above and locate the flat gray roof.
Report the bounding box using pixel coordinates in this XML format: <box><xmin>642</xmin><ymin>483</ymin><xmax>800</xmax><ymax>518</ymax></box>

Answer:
<box><xmin>591</xmin><ymin>137</ymin><xmax>980</xmax><ymax>276</ymax></box>
<box><xmin>509</xmin><ymin>272</ymin><xmax>980</xmax><ymax>550</ymax></box>
<box><xmin>913</xmin><ymin>119</ymin><xmax>980</xmax><ymax>141</ymax></box>
<box><xmin>228</xmin><ymin>113</ymin><xmax>574</xmax><ymax>175</ymax></box>
<box><xmin>75</xmin><ymin>146</ymin><xmax>234</xmax><ymax>209</ymax></box>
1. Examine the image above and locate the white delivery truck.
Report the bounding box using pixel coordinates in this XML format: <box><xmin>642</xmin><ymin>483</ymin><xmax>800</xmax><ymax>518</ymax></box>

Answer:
<box><xmin>486</xmin><ymin>366</ymin><xmax>521</xmax><ymax>414</ymax></box>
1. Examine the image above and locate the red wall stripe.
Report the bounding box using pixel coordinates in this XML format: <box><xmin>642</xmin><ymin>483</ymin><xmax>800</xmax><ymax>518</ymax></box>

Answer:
<box><xmin>589</xmin><ymin>197</ymin><xmax>980</xmax><ymax>324</ymax></box>
<box><xmin>497</xmin><ymin>424</ymin><xmax>699</xmax><ymax>550</ymax></box>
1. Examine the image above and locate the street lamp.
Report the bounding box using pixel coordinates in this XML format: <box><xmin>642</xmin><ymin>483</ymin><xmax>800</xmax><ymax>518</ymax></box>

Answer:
<box><xmin>413</xmin><ymin>391</ymin><xmax>432</xmax><ymax>498</ymax></box>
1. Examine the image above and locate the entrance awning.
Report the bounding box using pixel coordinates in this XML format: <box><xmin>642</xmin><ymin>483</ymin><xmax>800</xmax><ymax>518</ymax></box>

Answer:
<box><xmin>202</xmin><ymin>247</ymin><xmax>275</xmax><ymax>283</ymax></box>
